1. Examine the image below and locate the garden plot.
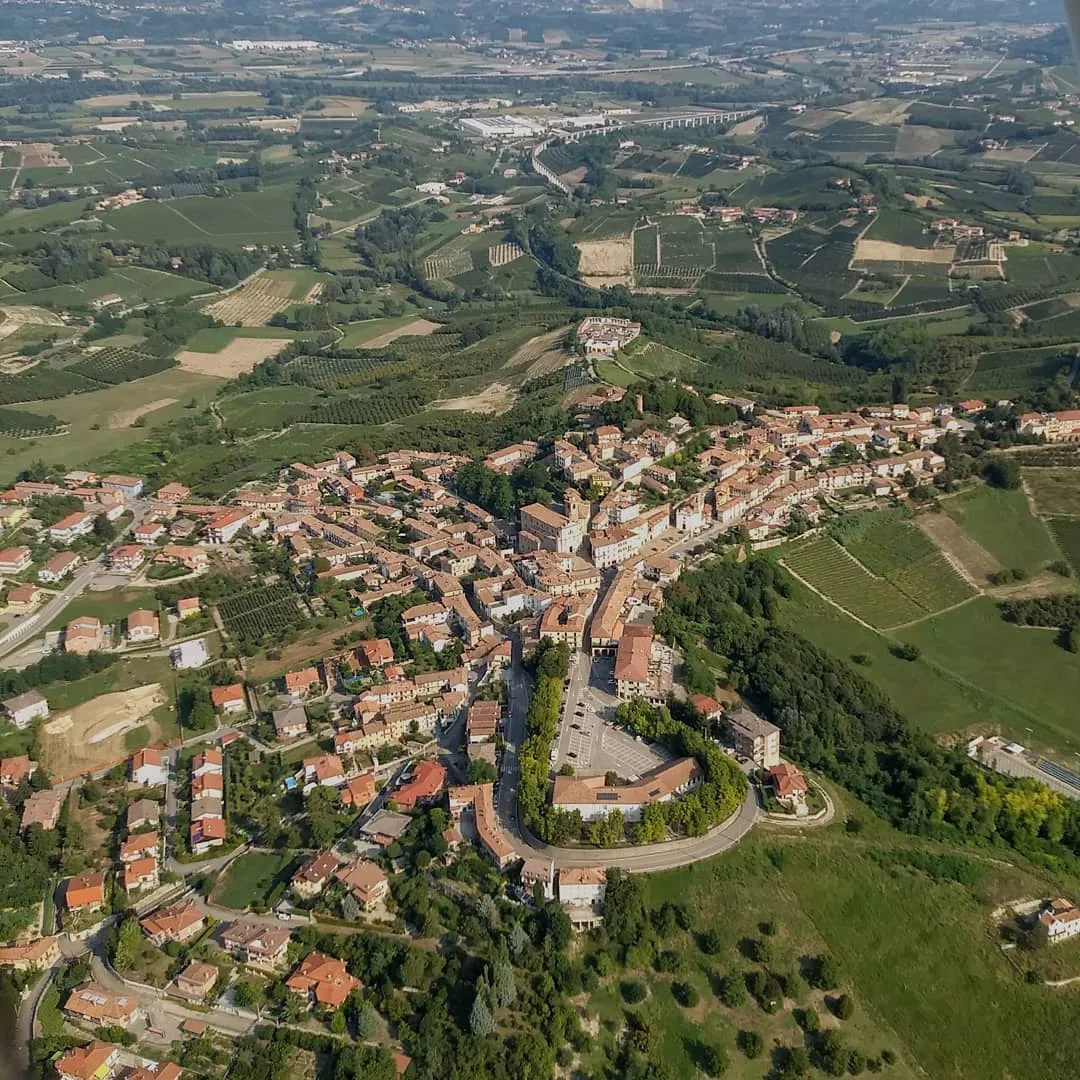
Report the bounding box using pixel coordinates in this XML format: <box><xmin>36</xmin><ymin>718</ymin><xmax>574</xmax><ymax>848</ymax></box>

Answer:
<box><xmin>203</xmin><ymin>275</ymin><xmax>299</xmax><ymax>326</ymax></box>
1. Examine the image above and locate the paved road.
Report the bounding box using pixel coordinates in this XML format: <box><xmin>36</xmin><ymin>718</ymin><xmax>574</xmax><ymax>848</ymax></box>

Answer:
<box><xmin>12</xmin><ymin>968</ymin><xmax>52</xmax><ymax>1078</ymax></box>
<box><xmin>496</xmin><ymin>641</ymin><xmax>760</xmax><ymax>871</ymax></box>
<box><xmin>0</xmin><ymin>498</ymin><xmax>153</xmax><ymax>661</ymax></box>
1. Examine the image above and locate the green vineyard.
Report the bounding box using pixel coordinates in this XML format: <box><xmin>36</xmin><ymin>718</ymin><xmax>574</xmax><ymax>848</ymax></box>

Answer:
<box><xmin>298</xmin><ymin>390</ymin><xmax>431</xmax><ymax>426</ymax></box>
<box><xmin>783</xmin><ymin>536</ymin><xmax>925</xmax><ymax>629</ymax></box>
<box><xmin>218</xmin><ymin>584</ymin><xmax>307</xmax><ymax>648</ymax></box>
<box><xmin>0</xmin><ymin>406</ymin><xmax>66</xmax><ymax>437</ymax></box>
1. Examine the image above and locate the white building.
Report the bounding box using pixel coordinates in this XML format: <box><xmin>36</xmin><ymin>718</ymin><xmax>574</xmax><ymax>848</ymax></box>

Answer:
<box><xmin>558</xmin><ymin>866</ymin><xmax>607</xmax><ymax>907</ymax></box>
<box><xmin>2</xmin><ymin>690</ymin><xmax>49</xmax><ymax>729</ymax></box>
<box><xmin>130</xmin><ymin>748</ymin><xmax>168</xmax><ymax>787</ymax></box>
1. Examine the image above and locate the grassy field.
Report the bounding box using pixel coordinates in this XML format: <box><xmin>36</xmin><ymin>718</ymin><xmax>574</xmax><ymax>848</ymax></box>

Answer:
<box><xmin>776</xmin><ymin>580</ymin><xmax>1021</xmax><ymax>736</ymax></box>
<box><xmin>183</xmin><ymin>325</ymin><xmax>313</xmax><ymax>352</ymax></box>
<box><xmin>0</xmin><ymin>367</ymin><xmax>222</xmax><ymax>486</ymax></box>
<box><xmin>216</xmin><ymin>385</ymin><xmax>321</xmax><ymax>429</ymax></box>
<box><xmin>1047</xmin><ymin>517</ymin><xmax>1080</xmax><ymax>575</ymax></box>
<box><xmin>590</xmin><ymin>825</ymin><xmax>1080</xmax><ymax>1080</ymax></box>
<box><xmin>897</xmin><ymin>596</ymin><xmax>1080</xmax><ymax>753</ymax></box>
<box><xmin>943</xmin><ymin>485</ymin><xmax>1059</xmax><ymax>575</ymax></box>
<box><xmin>1024</xmin><ymin>468</ymin><xmax>1080</xmax><ymax>517</ymax></box>
<box><xmin>44</xmin><ymin>654</ymin><xmax>176</xmax><ymax>711</ymax></box>
<box><xmin>212</xmin><ymin>851</ymin><xmax>296</xmax><ymax>910</ymax></box>
<box><xmin>106</xmin><ymin>185</ymin><xmax>298</xmax><ymax>247</ymax></box>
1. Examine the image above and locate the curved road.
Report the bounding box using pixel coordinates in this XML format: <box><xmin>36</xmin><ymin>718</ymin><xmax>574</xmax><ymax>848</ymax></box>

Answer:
<box><xmin>496</xmin><ymin>645</ymin><xmax>760</xmax><ymax>871</ymax></box>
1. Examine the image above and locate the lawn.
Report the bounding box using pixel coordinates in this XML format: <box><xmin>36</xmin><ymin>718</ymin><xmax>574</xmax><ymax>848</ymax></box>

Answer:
<box><xmin>212</xmin><ymin>851</ymin><xmax>297</xmax><ymax>910</ymax></box>
<box><xmin>897</xmin><ymin>596</ymin><xmax>1080</xmax><ymax>753</ymax></box>
<box><xmin>45</xmin><ymin>654</ymin><xmax>176</xmax><ymax>711</ymax></box>
<box><xmin>0</xmin><ymin>367</ymin><xmax>221</xmax><ymax>486</ymax></box>
<box><xmin>1024</xmin><ymin>467</ymin><xmax>1080</xmax><ymax>517</ymax></box>
<box><xmin>46</xmin><ymin>588</ymin><xmax>156</xmax><ymax>632</ymax></box>
<box><xmin>943</xmin><ymin>485</ymin><xmax>1058</xmax><ymax>574</ymax></box>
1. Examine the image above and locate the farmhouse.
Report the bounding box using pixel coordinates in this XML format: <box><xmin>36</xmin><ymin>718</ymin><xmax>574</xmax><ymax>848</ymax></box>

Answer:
<box><xmin>1039</xmin><ymin>898</ymin><xmax>1080</xmax><ymax>943</ymax></box>
<box><xmin>767</xmin><ymin>762</ymin><xmax>809</xmax><ymax>807</ymax></box>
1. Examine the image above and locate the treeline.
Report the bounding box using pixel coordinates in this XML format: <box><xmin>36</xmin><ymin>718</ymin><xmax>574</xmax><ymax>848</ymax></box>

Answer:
<box><xmin>104</xmin><ymin>241</ymin><xmax>262</xmax><ymax>288</ymax></box>
<box><xmin>518</xmin><ymin>639</ymin><xmax>572</xmax><ymax>843</ymax></box>
<box><xmin>615</xmin><ymin>697</ymin><xmax>748</xmax><ymax>839</ymax></box>
<box><xmin>657</xmin><ymin>555</ymin><xmax>1080</xmax><ymax>866</ymax></box>
<box><xmin>0</xmin><ymin>650</ymin><xmax>115</xmax><ymax>698</ymax></box>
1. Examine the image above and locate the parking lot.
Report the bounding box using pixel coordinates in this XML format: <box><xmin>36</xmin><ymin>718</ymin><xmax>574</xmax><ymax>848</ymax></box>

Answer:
<box><xmin>554</xmin><ymin>652</ymin><xmax>669</xmax><ymax>779</ymax></box>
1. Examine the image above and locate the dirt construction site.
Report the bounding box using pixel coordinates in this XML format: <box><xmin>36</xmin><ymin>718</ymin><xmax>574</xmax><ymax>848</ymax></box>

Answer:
<box><xmin>39</xmin><ymin>683</ymin><xmax>169</xmax><ymax>778</ymax></box>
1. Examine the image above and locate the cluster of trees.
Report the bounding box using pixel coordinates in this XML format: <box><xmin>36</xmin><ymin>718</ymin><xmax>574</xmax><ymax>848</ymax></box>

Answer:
<box><xmin>657</xmin><ymin>554</ymin><xmax>1080</xmax><ymax>866</ymax></box>
<box><xmin>507</xmin><ymin>207</ymin><xmax>580</xmax><ymax>279</ymax></box>
<box><xmin>451</xmin><ymin>458</ymin><xmax>566</xmax><ymax>520</ymax></box>
<box><xmin>26</xmin><ymin>239</ymin><xmax>107</xmax><ymax>285</ymax></box>
<box><xmin>517</xmin><ymin>639</ymin><xmax>572</xmax><ymax>843</ymax></box>
<box><xmin>614</xmin><ymin>697</ymin><xmax>748</xmax><ymax>839</ymax></box>
<box><xmin>103</xmin><ymin>241</ymin><xmax>262</xmax><ymax>288</ymax></box>
<box><xmin>0</xmin><ymin>649</ymin><xmax>115</xmax><ymax>698</ymax></box>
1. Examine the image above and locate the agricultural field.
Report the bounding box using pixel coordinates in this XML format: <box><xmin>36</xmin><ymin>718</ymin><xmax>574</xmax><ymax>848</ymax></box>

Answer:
<box><xmin>898</xmin><ymin>597</ymin><xmax>1080</xmax><ymax>754</ymax></box>
<box><xmin>837</xmin><ymin>511</ymin><xmax>976</xmax><ymax>611</ymax></box>
<box><xmin>0</xmin><ymin>367</ymin><xmax>222</xmax><ymax>486</ymax></box>
<box><xmin>1047</xmin><ymin>517</ymin><xmax>1080</xmax><ymax>576</ymax></box>
<box><xmin>176</xmin><ymin>337</ymin><xmax>292</xmax><ymax>378</ymax></box>
<box><xmin>106</xmin><ymin>185</ymin><xmax>299</xmax><ymax>247</ymax></box>
<box><xmin>966</xmin><ymin>344</ymin><xmax>1078</xmax><ymax>395</ymax></box>
<box><xmin>203</xmin><ymin>271</ymin><xmax>326</xmax><ymax>326</ymax></box>
<box><xmin>1024</xmin><ymin>468</ymin><xmax>1080</xmax><ymax>517</ymax></box>
<box><xmin>781</xmin><ymin>536</ymin><xmax>925</xmax><ymax>629</ymax></box>
<box><xmin>217</xmin><ymin>584</ymin><xmax>309</xmax><ymax>651</ymax></box>
<box><xmin>864</xmin><ymin>208</ymin><xmax>935</xmax><ymax>248</ymax></box>
<box><xmin>708</xmin><ymin>229</ymin><xmax>764</xmax><ymax>275</ymax></box>
<box><xmin>943</xmin><ymin>485</ymin><xmax>1058</xmax><ymax>575</ymax></box>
